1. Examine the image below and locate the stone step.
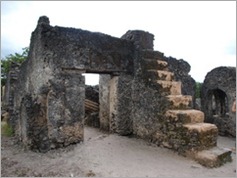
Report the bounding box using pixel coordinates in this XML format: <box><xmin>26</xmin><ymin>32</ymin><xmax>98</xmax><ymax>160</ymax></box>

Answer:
<box><xmin>142</xmin><ymin>59</ymin><xmax>169</xmax><ymax>71</ymax></box>
<box><xmin>183</xmin><ymin>123</ymin><xmax>218</xmax><ymax>150</ymax></box>
<box><xmin>156</xmin><ymin>80</ymin><xmax>182</xmax><ymax>95</ymax></box>
<box><xmin>147</xmin><ymin>70</ymin><xmax>174</xmax><ymax>81</ymax></box>
<box><xmin>142</xmin><ymin>49</ymin><xmax>164</xmax><ymax>60</ymax></box>
<box><xmin>186</xmin><ymin>147</ymin><xmax>232</xmax><ymax>168</ymax></box>
<box><xmin>184</xmin><ymin>123</ymin><xmax>218</xmax><ymax>133</ymax></box>
<box><xmin>165</xmin><ymin>109</ymin><xmax>204</xmax><ymax>124</ymax></box>
<box><xmin>166</xmin><ymin>95</ymin><xmax>192</xmax><ymax>109</ymax></box>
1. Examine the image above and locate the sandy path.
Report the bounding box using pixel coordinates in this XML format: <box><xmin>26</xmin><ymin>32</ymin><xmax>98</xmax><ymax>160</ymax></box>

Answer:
<box><xmin>1</xmin><ymin>126</ymin><xmax>236</xmax><ymax>177</ymax></box>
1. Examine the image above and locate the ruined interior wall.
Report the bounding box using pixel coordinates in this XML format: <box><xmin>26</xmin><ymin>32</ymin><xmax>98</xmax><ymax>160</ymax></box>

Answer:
<box><xmin>109</xmin><ymin>74</ymin><xmax>133</xmax><ymax>135</ymax></box>
<box><xmin>99</xmin><ymin>75</ymin><xmax>111</xmax><ymax>131</ymax></box>
<box><xmin>99</xmin><ymin>73</ymin><xmax>133</xmax><ymax>135</ymax></box>
<box><xmin>132</xmin><ymin>80</ymin><xmax>165</xmax><ymax>140</ymax></box>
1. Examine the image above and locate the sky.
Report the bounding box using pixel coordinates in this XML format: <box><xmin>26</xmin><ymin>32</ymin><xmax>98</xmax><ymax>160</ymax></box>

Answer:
<box><xmin>1</xmin><ymin>1</ymin><xmax>236</xmax><ymax>85</ymax></box>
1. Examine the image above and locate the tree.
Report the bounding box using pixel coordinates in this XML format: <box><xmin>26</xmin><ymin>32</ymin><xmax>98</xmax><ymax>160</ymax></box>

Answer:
<box><xmin>195</xmin><ymin>82</ymin><xmax>202</xmax><ymax>99</ymax></box>
<box><xmin>1</xmin><ymin>47</ymin><xmax>29</xmax><ymax>86</ymax></box>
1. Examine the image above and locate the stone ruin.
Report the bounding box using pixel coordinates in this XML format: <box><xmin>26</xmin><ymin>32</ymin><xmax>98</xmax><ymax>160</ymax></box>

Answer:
<box><xmin>201</xmin><ymin>66</ymin><xmax>236</xmax><ymax>137</ymax></box>
<box><xmin>2</xmin><ymin>16</ymin><xmax>233</xmax><ymax>167</ymax></box>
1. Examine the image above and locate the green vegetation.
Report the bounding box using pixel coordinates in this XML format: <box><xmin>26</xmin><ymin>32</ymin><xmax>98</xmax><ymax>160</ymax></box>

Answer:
<box><xmin>1</xmin><ymin>122</ymin><xmax>14</xmax><ymax>137</ymax></box>
<box><xmin>1</xmin><ymin>47</ymin><xmax>29</xmax><ymax>86</ymax></box>
<box><xmin>195</xmin><ymin>82</ymin><xmax>202</xmax><ymax>98</ymax></box>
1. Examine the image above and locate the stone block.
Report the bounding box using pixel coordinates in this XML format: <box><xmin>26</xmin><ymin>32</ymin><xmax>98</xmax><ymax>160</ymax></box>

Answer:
<box><xmin>190</xmin><ymin>147</ymin><xmax>232</xmax><ymax>168</ymax></box>
<box><xmin>141</xmin><ymin>59</ymin><xmax>169</xmax><ymax>71</ymax></box>
<box><xmin>156</xmin><ymin>81</ymin><xmax>182</xmax><ymax>95</ymax></box>
<box><xmin>165</xmin><ymin>109</ymin><xmax>204</xmax><ymax>124</ymax></box>
<box><xmin>146</xmin><ymin>70</ymin><xmax>174</xmax><ymax>81</ymax></box>
<box><xmin>166</xmin><ymin>95</ymin><xmax>192</xmax><ymax>109</ymax></box>
<box><xmin>183</xmin><ymin>123</ymin><xmax>218</xmax><ymax>150</ymax></box>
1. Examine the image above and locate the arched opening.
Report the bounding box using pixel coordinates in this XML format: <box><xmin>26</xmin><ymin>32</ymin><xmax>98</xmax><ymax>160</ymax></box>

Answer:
<box><xmin>209</xmin><ymin>89</ymin><xmax>229</xmax><ymax>117</ymax></box>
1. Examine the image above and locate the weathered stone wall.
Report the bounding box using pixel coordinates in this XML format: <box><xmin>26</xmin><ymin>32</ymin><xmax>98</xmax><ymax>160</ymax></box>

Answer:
<box><xmin>201</xmin><ymin>67</ymin><xmax>236</xmax><ymax>137</ymax></box>
<box><xmin>38</xmin><ymin>21</ymin><xmax>135</xmax><ymax>75</ymax></box>
<box><xmin>13</xmin><ymin>50</ymin><xmax>86</xmax><ymax>152</ymax></box>
<box><xmin>11</xmin><ymin>16</ymin><xmax>136</xmax><ymax>152</ymax></box>
<box><xmin>7</xmin><ymin>16</ymin><xmax>227</xmax><ymax>164</ymax></box>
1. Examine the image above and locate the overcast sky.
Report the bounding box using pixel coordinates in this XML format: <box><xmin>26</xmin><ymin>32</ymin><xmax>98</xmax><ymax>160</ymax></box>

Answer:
<box><xmin>1</xmin><ymin>1</ymin><xmax>236</xmax><ymax>85</ymax></box>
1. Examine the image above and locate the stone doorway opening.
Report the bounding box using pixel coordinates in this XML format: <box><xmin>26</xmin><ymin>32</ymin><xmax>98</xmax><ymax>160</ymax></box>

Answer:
<box><xmin>83</xmin><ymin>73</ymin><xmax>115</xmax><ymax>134</ymax></box>
<box><xmin>208</xmin><ymin>89</ymin><xmax>229</xmax><ymax>118</ymax></box>
<box><xmin>83</xmin><ymin>73</ymin><xmax>100</xmax><ymax>129</ymax></box>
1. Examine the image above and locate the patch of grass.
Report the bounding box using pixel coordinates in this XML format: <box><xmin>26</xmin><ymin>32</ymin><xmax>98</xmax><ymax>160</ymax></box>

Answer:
<box><xmin>1</xmin><ymin>122</ymin><xmax>14</xmax><ymax>137</ymax></box>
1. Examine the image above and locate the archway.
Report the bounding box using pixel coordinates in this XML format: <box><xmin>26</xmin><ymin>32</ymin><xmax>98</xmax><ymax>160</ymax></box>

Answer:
<box><xmin>208</xmin><ymin>89</ymin><xmax>228</xmax><ymax>117</ymax></box>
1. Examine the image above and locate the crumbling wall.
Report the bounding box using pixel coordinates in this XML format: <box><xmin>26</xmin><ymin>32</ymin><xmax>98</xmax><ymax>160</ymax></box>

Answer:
<box><xmin>7</xmin><ymin>16</ymin><xmax>224</xmax><ymax>160</ymax></box>
<box><xmin>201</xmin><ymin>66</ymin><xmax>236</xmax><ymax>137</ymax></box>
<box><xmin>11</xmin><ymin>16</ymin><xmax>135</xmax><ymax>152</ymax></box>
<box><xmin>12</xmin><ymin>17</ymin><xmax>86</xmax><ymax>151</ymax></box>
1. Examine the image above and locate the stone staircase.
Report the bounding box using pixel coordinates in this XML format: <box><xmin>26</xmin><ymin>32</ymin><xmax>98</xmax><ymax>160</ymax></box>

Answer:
<box><xmin>141</xmin><ymin>49</ymin><xmax>232</xmax><ymax>167</ymax></box>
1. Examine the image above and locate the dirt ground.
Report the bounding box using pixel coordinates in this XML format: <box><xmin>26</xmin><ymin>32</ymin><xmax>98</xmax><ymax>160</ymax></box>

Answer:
<box><xmin>1</xmin><ymin>126</ymin><xmax>236</xmax><ymax>177</ymax></box>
